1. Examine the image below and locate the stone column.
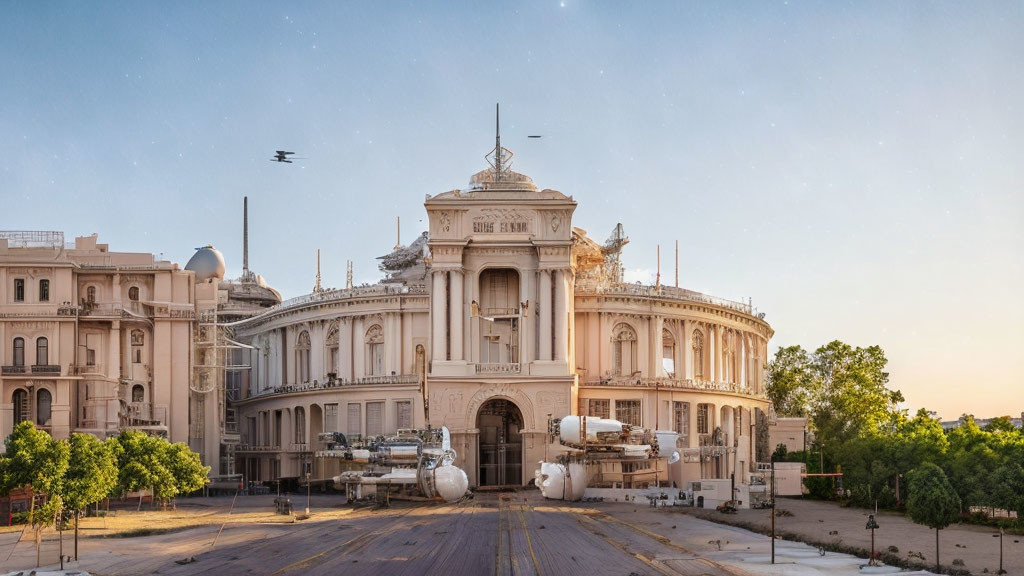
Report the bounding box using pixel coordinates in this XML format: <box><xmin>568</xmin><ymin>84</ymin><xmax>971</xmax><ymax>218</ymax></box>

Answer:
<box><xmin>652</xmin><ymin>315</ymin><xmax>664</xmax><ymax>377</ymax></box>
<box><xmin>431</xmin><ymin>271</ymin><xmax>447</xmax><ymax>362</ymax></box>
<box><xmin>682</xmin><ymin>319</ymin><xmax>692</xmax><ymax>380</ymax></box>
<box><xmin>538</xmin><ymin>270</ymin><xmax>552</xmax><ymax>361</ymax></box>
<box><xmin>553</xmin><ymin>269</ymin><xmax>568</xmax><ymax>362</ymax></box>
<box><xmin>338</xmin><ymin>318</ymin><xmax>352</xmax><ymax>381</ymax></box>
<box><xmin>740</xmin><ymin>333</ymin><xmax>747</xmax><ymax>388</ymax></box>
<box><xmin>449</xmin><ymin>270</ymin><xmax>463</xmax><ymax>361</ymax></box>
<box><xmin>716</xmin><ymin>328</ymin><xmax>724</xmax><ymax>383</ymax></box>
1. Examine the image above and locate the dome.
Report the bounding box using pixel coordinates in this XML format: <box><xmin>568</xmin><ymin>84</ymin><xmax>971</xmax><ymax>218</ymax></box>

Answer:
<box><xmin>185</xmin><ymin>245</ymin><xmax>226</xmax><ymax>283</ymax></box>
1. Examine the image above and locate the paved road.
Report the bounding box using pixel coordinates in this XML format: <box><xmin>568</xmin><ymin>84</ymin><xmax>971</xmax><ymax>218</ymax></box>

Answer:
<box><xmin>3</xmin><ymin>493</ymin><xmax>744</xmax><ymax>576</ymax></box>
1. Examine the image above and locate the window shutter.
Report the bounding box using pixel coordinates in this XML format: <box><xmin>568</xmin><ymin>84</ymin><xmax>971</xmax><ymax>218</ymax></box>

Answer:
<box><xmin>397</xmin><ymin>401</ymin><xmax>412</xmax><ymax>429</ymax></box>
<box><xmin>366</xmin><ymin>402</ymin><xmax>384</xmax><ymax>436</ymax></box>
<box><xmin>347</xmin><ymin>403</ymin><xmax>361</xmax><ymax>437</ymax></box>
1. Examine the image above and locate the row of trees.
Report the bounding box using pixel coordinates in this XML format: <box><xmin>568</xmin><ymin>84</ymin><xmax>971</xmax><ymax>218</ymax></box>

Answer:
<box><xmin>767</xmin><ymin>341</ymin><xmax>1024</xmax><ymax>519</ymax></box>
<box><xmin>0</xmin><ymin>421</ymin><xmax>209</xmax><ymax>563</ymax></box>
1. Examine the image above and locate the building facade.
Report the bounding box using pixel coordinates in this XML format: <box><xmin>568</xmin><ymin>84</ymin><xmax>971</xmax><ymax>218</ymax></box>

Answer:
<box><xmin>0</xmin><ymin>232</ymin><xmax>194</xmax><ymax>443</ymax></box>
<box><xmin>230</xmin><ymin>150</ymin><xmax>774</xmax><ymax>489</ymax></box>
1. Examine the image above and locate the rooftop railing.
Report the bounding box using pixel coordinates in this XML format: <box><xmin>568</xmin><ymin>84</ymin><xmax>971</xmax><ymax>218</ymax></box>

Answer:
<box><xmin>246</xmin><ymin>374</ymin><xmax>419</xmax><ymax>400</ymax></box>
<box><xmin>0</xmin><ymin>231</ymin><xmax>64</xmax><ymax>249</ymax></box>
<box><xmin>582</xmin><ymin>376</ymin><xmax>762</xmax><ymax>397</ymax></box>
<box><xmin>576</xmin><ymin>282</ymin><xmax>756</xmax><ymax>316</ymax></box>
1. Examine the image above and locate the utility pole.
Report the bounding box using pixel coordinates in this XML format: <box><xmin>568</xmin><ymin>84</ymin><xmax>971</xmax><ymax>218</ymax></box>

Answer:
<box><xmin>771</xmin><ymin>461</ymin><xmax>776</xmax><ymax>564</ymax></box>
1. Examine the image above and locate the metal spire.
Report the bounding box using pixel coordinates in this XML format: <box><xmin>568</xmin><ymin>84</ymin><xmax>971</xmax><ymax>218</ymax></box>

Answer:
<box><xmin>486</xmin><ymin>103</ymin><xmax>514</xmax><ymax>181</ymax></box>
<box><xmin>314</xmin><ymin>249</ymin><xmax>323</xmax><ymax>293</ymax></box>
<box><xmin>242</xmin><ymin>196</ymin><xmax>250</xmax><ymax>280</ymax></box>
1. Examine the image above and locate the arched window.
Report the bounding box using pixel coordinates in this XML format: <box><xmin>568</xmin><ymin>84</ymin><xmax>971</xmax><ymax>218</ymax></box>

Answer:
<box><xmin>12</xmin><ymin>389</ymin><xmax>29</xmax><ymax>423</ymax></box>
<box><xmin>325</xmin><ymin>324</ymin><xmax>339</xmax><ymax>377</ymax></box>
<box><xmin>295</xmin><ymin>330</ymin><xmax>311</xmax><ymax>383</ymax></box>
<box><xmin>36</xmin><ymin>389</ymin><xmax>52</xmax><ymax>426</ymax></box>
<box><xmin>365</xmin><ymin>324</ymin><xmax>384</xmax><ymax>376</ymax></box>
<box><xmin>612</xmin><ymin>323</ymin><xmax>637</xmax><ymax>377</ymax></box>
<box><xmin>35</xmin><ymin>337</ymin><xmax>48</xmax><ymax>366</ymax></box>
<box><xmin>128</xmin><ymin>286</ymin><xmax>140</xmax><ymax>301</ymax></box>
<box><xmin>131</xmin><ymin>329</ymin><xmax>145</xmax><ymax>363</ymax></box>
<box><xmin>86</xmin><ymin>286</ymin><xmax>96</xmax><ymax>304</ymax></box>
<box><xmin>13</xmin><ymin>337</ymin><xmax>25</xmax><ymax>367</ymax></box>
<box><xmin>132</xmin><ymin>384</ymin><xmax>145</xmax><ymax>403</ymax></box>
<box><xmin>662</xmin><ymin>328</ymin><xmax>676</xmax><ymax>377</ymax></box>
<box><xmin>692</xmin><ymin>330</ymin><xmax>705</xmax><ymax>379</ymax></box>
<box><xmin>294</xmin><ymin>406</ymin><xmax>306</xmax><ymax>444</ymax></box>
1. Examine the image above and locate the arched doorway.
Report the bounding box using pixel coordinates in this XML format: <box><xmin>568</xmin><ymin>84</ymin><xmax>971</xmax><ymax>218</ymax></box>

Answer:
<box><xmin>477</xmin><ymin>398</ymin><xmax>523</xmax><ymax>487</ymax></box>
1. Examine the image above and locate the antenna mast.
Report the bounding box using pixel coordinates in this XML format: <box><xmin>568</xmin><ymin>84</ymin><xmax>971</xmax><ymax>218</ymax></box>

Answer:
<box><xmin>675</xmin><ymin>239</ymin><xmax>679</xmax><ymax>288</ymax></box>
<box><xmin>486</xmin><ymin>103</ymin><xmax>514</xmax><ymax>181</ymax></box>
<box><xmin>314</xmin><ymin>249</ymin><xmax>323</xmax><ymax>293</ymax></box>
<box><xmin>242</xmin><ymin>196</ymin><xmax>250</xmax><ymax>281</ymax></box>
<box><xmin>656</xmin><ymin>244</ymin><xmax>661</xmax><ymax>290</ymax></box>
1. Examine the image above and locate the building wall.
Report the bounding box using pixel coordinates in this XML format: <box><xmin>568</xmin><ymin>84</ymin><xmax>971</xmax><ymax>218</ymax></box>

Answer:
<box><xmin>0</xmin><ymin>233</ymin><xmax>194</xmax><ymax>444</ymax></box>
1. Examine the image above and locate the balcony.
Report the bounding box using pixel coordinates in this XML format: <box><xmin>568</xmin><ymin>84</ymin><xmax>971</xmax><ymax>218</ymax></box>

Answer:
<box><xmin>244</xmin><ymin>374</ymin><xmax>419</xmax><ymax>401</ymax></box>
<box><xmin>2</xmin><ymin>365</ymin><xmax>27</xmax><ymax>375</ymax></box>
<box><xmin>31</xmin><ymin>365</ymin><xmax>61</xmax><ymax>375</ymax></box>
<box><xmin>582</xmin><ymin>376</ymin><xmax>763</xmax><ymax>397</ymax></box>
<box><xmin>476</xmin><ymin>363</ymin><xmax>521</xmax><ymax>374</ymax></box>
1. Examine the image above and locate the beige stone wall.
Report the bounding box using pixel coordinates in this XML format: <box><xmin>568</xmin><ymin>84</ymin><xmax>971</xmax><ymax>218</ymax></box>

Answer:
<box><xmin>0</xmin><ymin>234</ymin><xmax>194</xmax><ymax>444</ymax></box>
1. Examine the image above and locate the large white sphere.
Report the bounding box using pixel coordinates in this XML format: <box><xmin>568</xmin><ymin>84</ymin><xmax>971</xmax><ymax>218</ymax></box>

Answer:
<box><xmin>433</xmin><ymin>464</ymin><xmax>469</xmax><ymax>502</ymax></box>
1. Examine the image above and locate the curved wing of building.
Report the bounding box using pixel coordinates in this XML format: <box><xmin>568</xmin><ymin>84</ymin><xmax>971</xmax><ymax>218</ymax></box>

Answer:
<box><xmin>229</xmin><ymin>150</ymin><xmax>774</xmax><ymax>491</ymax></box>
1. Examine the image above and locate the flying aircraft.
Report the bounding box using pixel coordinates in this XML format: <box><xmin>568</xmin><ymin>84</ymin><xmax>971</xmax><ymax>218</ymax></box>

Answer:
<box><xmin>271</xmin><ymin>150</ymin><xmax>299</xmax><ymax>163</ymax></box>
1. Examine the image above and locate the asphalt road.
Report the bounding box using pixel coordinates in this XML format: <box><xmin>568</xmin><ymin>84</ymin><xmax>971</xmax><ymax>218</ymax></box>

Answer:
<box><xmin>2</xmin><ymin>492</ymin><xmax>743</xmax><ymax>576</ymax></box>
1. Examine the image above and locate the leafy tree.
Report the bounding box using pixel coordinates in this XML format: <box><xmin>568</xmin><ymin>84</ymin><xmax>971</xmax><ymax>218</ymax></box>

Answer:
<box><xmin>113</xmin><ymin>431</ymin><xmax>208</xmax><ymax>507</ymax></box>
<box><xmin>60</xmin><ymin>433</ymin><xmax>118</xmax><ymax>559</ymax></box>
<box><xmin>114</xmin><ymin>430</ymin><xmax>171</xmax><ymax>508</ymax></box>
<box><xmin>163</xmin><ymin>441</ymin><xmax>209</xmax><ymax>498</ymax></box>
<box><xmin>907</xmin><ymin>463</ymin><xmax>961</xmax><ymax>573</ymax></box>
<box><xmin>0</xmin><ymin>421</ymin><xmax>69</xmax><ymax>523</ymax></box>
<box><xmin>0</xmin><ymin>421</ymin><xmax>70</xmax><ymax>566</ymax></box>
<box><xmin>766</xmin><ymin>345</ymin><xmax>817</xmax><ymax>417</ymax></box>
<box><xmin>810</xmin><ymin>341</ymin><xmax>903</xmax><ymax>445</ymax></box>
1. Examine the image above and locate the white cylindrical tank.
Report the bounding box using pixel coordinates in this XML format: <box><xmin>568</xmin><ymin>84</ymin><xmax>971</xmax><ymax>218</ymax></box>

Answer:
<box><xmin>654</xmin><ymin>431</ymin><xmax>680</xmax><ymax>457</ymax></box>
<box><xmin>536</xmin><ymin>462</ymin><xmax>587</xmax><ymax>501</ymax></box>
<box><xmin>558</xmin><ymin>415</ymin><xmax>625</xmax><ymax>445</ymax></box>
<box><xmin>431</xmin><ymin>464</ymin><xmax>469</xmax><ymax>502</ymax></box>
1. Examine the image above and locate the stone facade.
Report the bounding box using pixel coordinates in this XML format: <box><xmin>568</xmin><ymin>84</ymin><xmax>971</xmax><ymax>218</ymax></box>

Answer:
<box><xmin>230</xmin><ymin>160</ymin><xmax>774</xmax><ymax>489</ymax></box>
<box><xmin>0</xmin><ymin>232</ymin><xmax>194</xmax><ymax>444</ymax></box>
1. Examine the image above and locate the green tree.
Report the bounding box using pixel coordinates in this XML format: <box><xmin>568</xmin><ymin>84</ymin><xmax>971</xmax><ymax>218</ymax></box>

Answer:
<box><xmin>163</xmin><ymin>441</ymin><xmax>209</xmax><ymax>497</ymax></box>
<box><xmin>766</xmin><ymin>345</ymin><xmax>817</xmax><ymax>417</ymax></box>
<box><xmin>60</xmin><ymin>433</ymin><xmax>118</xmax><ymax>559</ymax></box>
<box><xmin>906</xmin><ymin>463</ymin><xmax>961</xmax><ymax>573</ymax></box>
<box><xmin>114</xmin><ymin>430</ymin><xmax>170</xmax><ymax>508</ymax></box>
<box><xmin>0</xmin><ymin>421</ymin><xmax>70</xmax><ymax>566</ymax></box>
<box><xmin>810</xmin><ymin>341</ymin><xmax>903</xmax><ymax>445</ymax></box>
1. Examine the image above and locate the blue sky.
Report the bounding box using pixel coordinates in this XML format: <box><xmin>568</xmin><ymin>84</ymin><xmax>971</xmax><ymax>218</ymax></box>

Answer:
<box><xmin>2</xmin><ymin>2</ymin><xmax>1021</xmax><ymax>420</ymax></box>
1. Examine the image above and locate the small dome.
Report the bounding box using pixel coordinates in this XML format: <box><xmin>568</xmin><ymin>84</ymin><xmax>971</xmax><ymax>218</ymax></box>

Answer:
<box><xmin>185</xmin><ymin>245</ymin><xmax>226</xmax><ymax>283</ymax></box>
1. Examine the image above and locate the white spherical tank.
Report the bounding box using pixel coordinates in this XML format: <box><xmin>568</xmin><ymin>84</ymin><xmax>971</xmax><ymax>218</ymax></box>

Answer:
<box><xmin>185</xmin><ymin>245</ymin><xmax>227</xmax><ymax>283</ymax></box>
<box><xmin>432</xmin><ymin>464</ymin><xmax>469</xmax><ymax>502</ymax></box>
<box><xmin>558</xmin><ymin>415</ymin><xmax>626</xmax><ymax>445</ymax></box>
<box><xmin>536</xmin><ymin>462</ymin><xmax>587</xmax><ymax>501</ymax></box>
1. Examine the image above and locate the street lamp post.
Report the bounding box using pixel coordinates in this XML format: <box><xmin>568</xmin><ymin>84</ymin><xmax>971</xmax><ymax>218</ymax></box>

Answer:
<box><xmin>865</xmin><ymin>514</ymin><xmax>880</xmax><ymax>566</ymax></box>
<box><xmin>305</xmin><ymin>472</ymin><xmax>311</xmax><ymax>515</ymax></box>
<box><xmin>993</xmin><ymin>527</ymin><xmax>1005</xmax><ymax>574</ymax></box>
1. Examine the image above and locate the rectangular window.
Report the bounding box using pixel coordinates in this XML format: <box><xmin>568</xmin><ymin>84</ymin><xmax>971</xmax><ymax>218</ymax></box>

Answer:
<box><xmin>615</xmin><ymin>399</ymin><xmax>641</xmax><ymax>426</ymax></box>
<box><xmin>14</xmin><ymin>279</ymin><xmax>24</xmax><ymax>302</ymax></box>
<box><xmin>396</xmin><ymin>400</ymin><xmax>413</xmax><ymax>430</ymax></box>
<box><xmin>86</xmin><ymin>348</ymin><xmax>96</xmax><ymax>367</ymax></box>
<box><xmin>584</xmin><ymin>398</ymin><xmax>610</xmax><ymax>419</ymax></box>
<box><xmin>347</xmin><ymin>403</ymin><xmax>361</xmax><ymax>437</ymax></box>
<box><xmin>673</xmin><ymin>401</ymin><xmax>690</xmax><ymax>446</ymax></box>
<box><xmin>39</xmin><ymin>279</ymin><xmax>49</xmax><ymax>302</ymax></box>
<box><xmin>325</xmin><ymin>403</ymin><xmax>339</xmax><ymax>432</ymax></box>
<box><xmin>697</xmin><ymin>403</ymin><xmax>711</xmax><ymax>435</ymax></box>
<box><xmin>366</xmin><ymin>401</ymin><xmax>384</xmax><ymax>436</ymax></box>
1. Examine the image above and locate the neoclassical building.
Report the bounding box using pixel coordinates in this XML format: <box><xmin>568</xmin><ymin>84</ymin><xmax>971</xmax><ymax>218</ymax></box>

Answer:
<box><xmin>231</xmin><ymin>142</ymin><xmax>774</xmax><ymax>489</ymax></box>
<box><xmin>0</xmin><ymin>232</ymin><xmax>195</xmax><ymax>443</ymax></box>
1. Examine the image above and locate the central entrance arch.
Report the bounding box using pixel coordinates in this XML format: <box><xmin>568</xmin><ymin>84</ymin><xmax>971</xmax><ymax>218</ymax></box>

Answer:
<box><xmin>476</xmin><ymin>398</ymin><xmax>523</xmax><ymax>487</ymax></box>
